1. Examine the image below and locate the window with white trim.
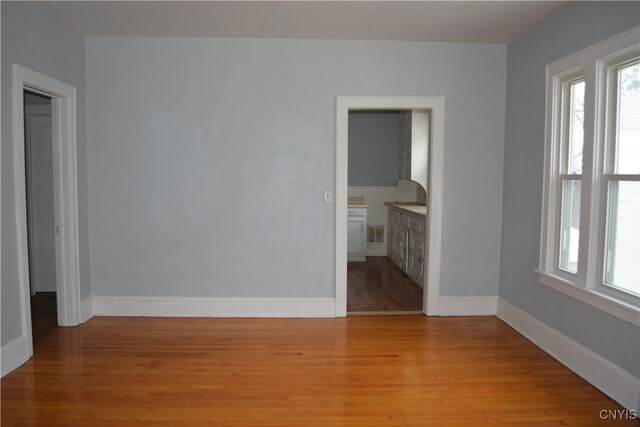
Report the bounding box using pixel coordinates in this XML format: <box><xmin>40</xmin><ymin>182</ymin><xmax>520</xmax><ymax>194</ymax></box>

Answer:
<box><xmin>540</xmin><ymin>28</ymin><xmax>639</xmax><ymax>322</ymax></box>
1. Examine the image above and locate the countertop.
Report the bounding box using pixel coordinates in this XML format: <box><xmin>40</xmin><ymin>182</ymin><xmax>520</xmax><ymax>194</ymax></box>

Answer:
<box><xmin>348</xmin><ymin>196</ymin><xmax>369</xmax><ymax>208</ymax></box>
<box><xmin>384</xmin><ymin>202</ymin><xmax>427</xmax><ymax>217</ymax></box>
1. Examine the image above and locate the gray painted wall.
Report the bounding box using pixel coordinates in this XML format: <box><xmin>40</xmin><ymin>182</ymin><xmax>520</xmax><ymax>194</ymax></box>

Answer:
<box><xmin>1</xmin><ymin>2</ymin><xmax>90</xmax><ymax>346</ymax></box>
<box><xmin>500</xmin><ymin>1</ymin><xmax>640</xmax><ymax>378</ymax></box>
<box><xmin>86</xmin><ymin>37</ymin><xmax>506</xmax><ymax>299</ymax></box>
<box><xmin>348</xmin><ymin>111</ymin><xmax>399</xmax><ymax>186</ymax></box>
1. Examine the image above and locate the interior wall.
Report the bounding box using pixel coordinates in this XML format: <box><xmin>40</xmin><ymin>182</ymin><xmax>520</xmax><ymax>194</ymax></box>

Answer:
<box><xmin>499</xmin><ymin>1</ymin><xmax>640</xmax><ymax>378</ymax></box>
<box><xmin>348</xmin><ymin>111</ymin><xmax>399</xmax><ymax>187</ymax></box>
<box><xmin>1</xmin><ymin>2</ymin><xmax>90</xmax><ymax>346</ymax></box>
<box><xmin>86</xmin><ymin>37</ymin><xmax>506</xmax><ymax>299</ymax></box>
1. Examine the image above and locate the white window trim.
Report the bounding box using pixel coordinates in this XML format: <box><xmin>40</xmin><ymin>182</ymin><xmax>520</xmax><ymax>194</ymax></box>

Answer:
<box><xmin>540</xmin><ymin>27</ymin><xmax>640</xmax><ymax>326</ymax></box>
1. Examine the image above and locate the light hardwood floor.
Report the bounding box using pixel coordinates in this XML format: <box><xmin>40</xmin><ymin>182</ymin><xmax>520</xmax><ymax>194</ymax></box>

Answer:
<box><xmin>1</xmin><ymin>315</ymin><xmax>635</xmax><ymax>426</ymax></box>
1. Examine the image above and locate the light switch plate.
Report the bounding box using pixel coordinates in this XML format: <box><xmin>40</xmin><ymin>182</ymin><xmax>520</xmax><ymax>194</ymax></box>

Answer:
<box><xmin>324</xmin><ymin>190</ymin><xmax>333</xmax><ymax>203</ymax></box>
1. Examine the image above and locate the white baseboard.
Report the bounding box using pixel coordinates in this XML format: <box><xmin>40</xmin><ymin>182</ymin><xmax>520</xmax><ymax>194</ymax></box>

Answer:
<box><xmin>497</xmin><ymin>298</ymin><xmax>640</xmax><ymax>411</ymax></box>
<box><xmin>438</xmin><ymin>296</ymin><xmax>498</xmax><ymax>316</ymax></box>
<box><xmin>91</xmin><ymin>296</ymin><xmax>336</xmax><ymax>318</ymax></box>
<box><xmin>81</xmin><ymin>297</ymin><xmax>94</xmax><ymax>322</ymax></box>
<box><xmin>366</xmin><ymin>244</ymin><xmax>387</xmax><ymax>257</ymax></box>
<box><xmin>1</xmin><ymin>335</ymin><xmax>29</xmax><ymax>377</ymax></box>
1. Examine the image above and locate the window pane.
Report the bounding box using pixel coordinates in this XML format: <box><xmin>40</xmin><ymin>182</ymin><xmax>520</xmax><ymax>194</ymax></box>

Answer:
<box><xmin>615</xmin><ymin>62</ymin><xmax>640</xmax><ymax>174</ymax></box>
<box><xmin>605</xmin><ymin>181</ymin><xmax>640</xmax><ymax>295</ymax></box>
<box><xmin>568</xmin><ymin>80</ymin><xmax>585</xmax><ymax>174</ymax></box>
<box><xmin>559</xmin><ymin>180</ymin><xmax>581</xmax><ymax>273</ymax></box>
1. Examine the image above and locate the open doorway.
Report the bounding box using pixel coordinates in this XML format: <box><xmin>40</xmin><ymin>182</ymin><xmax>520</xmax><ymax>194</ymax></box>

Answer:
<box><xmin>13</xmin><ymin>65</ymin><xmax>82</xmax><ymax>359</ymax></box>
<box><xmin>24</xmin><ymin>91</ymin><xmax>58</xmax><ymax>345</ymax></box>
<box><xmin>335</xmin><ymin>96</ymin><xmax>444</xmax><ymax>317</ymax></box>
<box><xmin>346</xmin><ymin>110</ymin><xmax>428</xmax><ymax>314</ymax></box>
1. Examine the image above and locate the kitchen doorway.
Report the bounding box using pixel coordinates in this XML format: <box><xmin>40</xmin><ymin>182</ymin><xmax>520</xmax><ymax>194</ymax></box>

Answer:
<box><xmin>335</xmin><ymin>97</ymin><xmax>444</xmax><ymax>317</ymax></box>
<box><xmin>346</xmin><ymin>109</ymin><xmax>426</xmax><ymax>314</ymax></box>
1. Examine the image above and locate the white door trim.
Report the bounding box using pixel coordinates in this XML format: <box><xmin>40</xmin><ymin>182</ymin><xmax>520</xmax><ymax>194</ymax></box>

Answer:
<box><xmin>335</xmin><ymin>96</ymin><xmax>444</xmax><ymax>316</ymax></box>
<box><xmin>12</xmin><ymin>64</ymin><xmax>82</xmax><ymax>358</ymax></box>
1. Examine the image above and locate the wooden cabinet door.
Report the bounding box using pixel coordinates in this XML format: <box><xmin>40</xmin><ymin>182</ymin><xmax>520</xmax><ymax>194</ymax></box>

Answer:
<box><xmin>395</xmin><ymin>224</ymin><xmax>408</xmax><ymax>271</ymax></box>
<box><xmin>387</xmin><ymin>209</ymin><xmax>396</xmax><ymax>262</ymax></box>
<box><xmin>408</xmin><ymin>230</ymin><xmax>425</xmax><ymax>288</ymax></box>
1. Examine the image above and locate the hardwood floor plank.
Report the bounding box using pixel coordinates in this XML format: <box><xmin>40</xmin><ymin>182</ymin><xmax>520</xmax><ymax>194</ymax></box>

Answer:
<box><xmin>1</xmin><ymin>316</ymin><xmax>636</xmax><ymax>426</ymax></box>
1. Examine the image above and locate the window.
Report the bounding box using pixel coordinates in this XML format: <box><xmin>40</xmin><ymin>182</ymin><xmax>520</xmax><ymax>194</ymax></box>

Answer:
<box><xmin>540</xmin><ymin>28</ymin><xmax>640</xmax><ymax>324</ymax></box>
<box><xmin>558</xmin><ymin>78</ymin><xmax>585</xmax><ymax>274</ymax></box>
<box><xmin>603</xmin><ymin>60</ymin><xmax>640</xmax><ymax>296</ymax></box>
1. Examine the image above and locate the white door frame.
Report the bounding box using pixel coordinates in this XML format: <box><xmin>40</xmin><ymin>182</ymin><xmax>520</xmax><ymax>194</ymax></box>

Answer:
<box><xmin>12</xmin><ymin>64</ymin><xmax>82</xmax><ymax>357</ymax></box>
<box><xmin>335</xmin><ymin>96</ymin><xmax>444</xmax><ymax>316</ymax></box>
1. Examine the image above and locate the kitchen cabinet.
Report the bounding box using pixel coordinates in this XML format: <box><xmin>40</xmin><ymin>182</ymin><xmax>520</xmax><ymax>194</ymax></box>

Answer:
<box><xmin>399</xmin><ymin>111</ymin><xmax>412</xmax><ymax>181</ymax></box>
<box><xmin>398</xmin><ymin>110</ymin><xmax>429</xmax><ymax>192</ymax></box>
<box><xmin>347</xmin><ymin>206</ymin><xmax>368</xmax><ymax>262</ymax></box>
<box><xmin>386</xmin><ymin>204</ymin><xmax>426</xmax><ymax>288</ymax></box>
<box><xmin>407</xmin><ymin>217</ymin><xmax>426</xmax><ymax>287</ymax></box>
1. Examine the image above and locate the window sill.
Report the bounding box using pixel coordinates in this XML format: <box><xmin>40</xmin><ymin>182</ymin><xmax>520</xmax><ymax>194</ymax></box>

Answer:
<box><xmin>536</xmin><ymin>270</ymin><xmax>640</xmax><ymax>326</ymax></box>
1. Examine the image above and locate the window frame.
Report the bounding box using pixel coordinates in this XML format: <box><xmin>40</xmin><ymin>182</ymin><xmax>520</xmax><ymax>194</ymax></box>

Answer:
<box><xmin>539</xmin><ymin>27</ymin><xmax>640</xmax><ymax>326</ymax></box>
<box><xmin>556</xmin><ymin>76</ymin><xmax>585</xmax><ymax>276</ymax></box>
<box><xmin>597</xmin><ymin>55</ymin><xmax>640</xmax><ymax>301</ymax></box>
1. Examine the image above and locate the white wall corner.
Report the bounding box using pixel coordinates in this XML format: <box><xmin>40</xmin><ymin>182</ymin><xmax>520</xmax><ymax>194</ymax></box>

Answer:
<box><xmin>91</xmin><ymin>296</ymin><xmax>336</xmax><ymax>318</ymax></box>
<box><xmin>1</xmin><ymin>335</ymin><xmax>30</xmax><ymax>377</ymax></box>
<box><xmin>497</xmin><ymin>298</ymin><xmax>640</xmax><ymax>412</ymax></box>
<box><xmin>81</xmin><ymin>297</ymin><xmax>94</xmax><ymax>323</ymax></box>
<box><xmin>438</xmin><ymin>296</ymin><xmax>498</xmax><ymax>316</ymax></box>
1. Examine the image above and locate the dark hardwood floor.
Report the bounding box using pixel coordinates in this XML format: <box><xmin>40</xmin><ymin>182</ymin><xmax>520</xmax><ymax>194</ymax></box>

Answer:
<box><xmin>30</xmin><ymin>292</ymin><xmax>58</xmax><ymax>345</ymax></box>
<box><xmin>2</xmin><ymin>316</ymin><xmax>634</xmax><ymax>426</ymax></box>
<box><xmin>347</xmin><ymin>256</ymin><xmax>423</xmax><ymax>312</ymax></box>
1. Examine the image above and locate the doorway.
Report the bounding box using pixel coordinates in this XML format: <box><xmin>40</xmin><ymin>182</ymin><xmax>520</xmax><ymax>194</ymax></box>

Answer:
<box><xmin>335</xmin><ymin>97</ymin><xmax>444</xmax><ymax>317</ymax></box>
<box><xmin>346</xmin><ymin>109</ymin><xmax>426</xmax><ymax>314</ymax></box>
<box><xmin>13</xmin><ymin>65</ymin><xmax>82</xmax><ymax>358</ymax></box>
<box><xmin>24</xmin><ymin>91</ymin><xmax>59</xmax><ymax>345</ymax></box>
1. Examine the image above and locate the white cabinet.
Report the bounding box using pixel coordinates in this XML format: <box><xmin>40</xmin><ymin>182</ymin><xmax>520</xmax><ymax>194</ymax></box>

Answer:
<box><xmin>347</xmin><ymin>206</ymin><xmax>368</xmax><ymax>262</ymax></box>
<box><xmin>386</xmin><ymin>205</ymin><xmax>426</xmax><ymax>288</ymax></box>
<box><xmin>399</xmin><ymin>111</ymin><xmax>412</xmax><ymax>181</ymax></box>
<box><xmin>398</xmin><ymin>110</ymin><xmax>429</xmax><ymax>191</ymax></box>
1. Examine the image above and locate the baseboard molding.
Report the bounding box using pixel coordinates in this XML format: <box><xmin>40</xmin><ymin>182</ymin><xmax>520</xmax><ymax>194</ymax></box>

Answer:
<box><xmin>497</xmin><ymin>298</ymin><xmax>640</xmax><ymax>411</ymax></box>
<box><xmin>81</xmin><ymin>297</ymin><xmax>94</xmax><ymax>322</ymax></box>
<box><xmin>1</xmin><ymin>335</ymin><xmax>29</xmax><ymax>377</ymax></box>
<box><xmin>438</xmin><ymin>296</ymin><xmax>498</xmax><ymax>316</ymax></box>
<box><xmin>91</xmin><ymin>296</ymin><xmax>336</xmax><ymax>318</ymax></box>
<box><xmin>366</xmin><ymin>244</ymin><xmax>387</xmax><ymax>257</ymax></box>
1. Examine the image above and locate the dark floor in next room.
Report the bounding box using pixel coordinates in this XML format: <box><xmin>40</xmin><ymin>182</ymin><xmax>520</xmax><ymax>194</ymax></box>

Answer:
<box><xmin>30</xmin><ymin>292</ymin><xmax>57</xmax><ymax>345</ymax></box>
<box><xmin>347</xmin><ymin>256</ymin><xmax>423</xmax><ymax>312</ymax></box>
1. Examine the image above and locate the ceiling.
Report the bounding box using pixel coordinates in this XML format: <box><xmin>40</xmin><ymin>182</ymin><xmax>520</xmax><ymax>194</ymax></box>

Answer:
<box><xmin>43</xmin><ymin>1</ymin><xmax>569</xmax><ymax>44</ymax></box>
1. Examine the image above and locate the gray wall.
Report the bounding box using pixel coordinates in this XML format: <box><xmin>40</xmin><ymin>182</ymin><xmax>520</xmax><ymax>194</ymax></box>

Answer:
<box><xmin>348</xmin><ymin>111</ymin><xmax>399</xmax><ymax>186</ymax></box>
<box><xmin>1</xmin><ymin>2</ymin><xmax>90</xmax><ymax>346</ymax></box>
<box><xmin>500</xmin><ymin>1</ymin><xmax>640</xmax><ymax>378</ymax></box>
<box><xmin>86</xmin><ymin>37</ymin><xmax>506</xmax><ymax>299</ymax></box>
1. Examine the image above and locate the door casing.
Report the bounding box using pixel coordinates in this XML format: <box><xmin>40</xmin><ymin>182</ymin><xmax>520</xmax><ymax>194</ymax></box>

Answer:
<box><xmin>335</xmin><ymin>96</ymin><xmax>444</xmax><ymax>316</ymax></box>
<box><xmin>12</xmin><ymin>64</ymin><xmax>82</xmax><ymax>357</ymax></box>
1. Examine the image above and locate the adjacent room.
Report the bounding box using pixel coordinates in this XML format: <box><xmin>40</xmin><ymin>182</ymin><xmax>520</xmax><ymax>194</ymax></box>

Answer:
<box><xmin>347</xmin><ymin>109</ymin><xmax>428</xmax><ymax>314</ymax></box>
<box><xmin>2</xmin><ymin>1</ymin><xmax>639</xmax><ymax>425</ymax></box>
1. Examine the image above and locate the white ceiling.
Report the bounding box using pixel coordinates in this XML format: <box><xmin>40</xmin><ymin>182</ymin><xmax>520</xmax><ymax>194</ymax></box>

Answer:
<box><xmin>43</xmin><ymin>1</ymin><xmax>569</xmax><ymax>44</ymax></box>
